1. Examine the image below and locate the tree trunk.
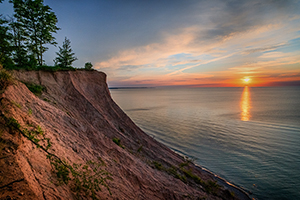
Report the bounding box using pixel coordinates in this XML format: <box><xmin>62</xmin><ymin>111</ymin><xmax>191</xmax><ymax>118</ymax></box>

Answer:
<box><xmin>40</xmin><ymin>43</ymin><xmax>43</xmax><ymax>66</ymax></box>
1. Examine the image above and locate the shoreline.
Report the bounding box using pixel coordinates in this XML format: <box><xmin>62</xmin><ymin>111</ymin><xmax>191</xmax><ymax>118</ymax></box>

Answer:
<box><xmin>168</xmin><ymin>149</ymin><xmax>252</xmax><ymax>200</ymax></box>
<box><xmin>195</xmin><ymin>164</ymin><xmax>252</xmax><ymax>200</ymax></box>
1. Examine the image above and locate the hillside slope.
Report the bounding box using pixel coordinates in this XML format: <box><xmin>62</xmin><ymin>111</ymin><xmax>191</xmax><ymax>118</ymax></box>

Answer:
<box><xmin>0</xmin><ymin>70</ymin><xmax>249</xmax><ymax>200</ymax></box>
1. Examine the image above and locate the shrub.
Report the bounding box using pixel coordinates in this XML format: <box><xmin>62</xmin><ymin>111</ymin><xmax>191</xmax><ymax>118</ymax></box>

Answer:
<box><xmin>137</xmin><ymin>145</ymin><xmax>143</xmax><ymax>152</ymax></box>
<box><xmin>0</xmin><ymin>69</ymin><xmax>14</xmax><ymax>91</ymax></box>
<box><xmin>112</xmin><ymin>137</ymin><xmax>124</xmax><ymax>149</ymax></box>
<box><xmin>23</xmin><ymin>82</ymin><xmax>46</xmax><ymax>96</ymax></box>
<box><xmin>152</xmin><ymin>161</ymin><xmax>164</xmax><ymax>170</ymax></box>
<box><xmin>84</xmin><ymin>62</ymin><xmax>93</xmax><ymax>70</ymax></box>
<box><xmin>48</xmin><ymin>156</ymin><xmax>112</xmax><ymax>199</ymax></box>
<box><xmin>6</xmin><ymin>117</ymin><xmax>21</xmax><ymax>130</ymax></box>
<box><xmin>4</xmin><ymin>65</ymin><xmax>76</xmax><ymax>71</ymax></box>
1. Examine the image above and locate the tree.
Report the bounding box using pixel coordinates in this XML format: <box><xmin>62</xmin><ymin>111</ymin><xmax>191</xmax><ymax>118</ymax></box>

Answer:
<box><xmin>10</xmin><ymin>0</ymin><xmax>60</xmax><ymax>66</ymax></box>
<box><xmin>0</xmin><ymin>16</ymin><xmax>13</xmax><ymax>67</ymax></box>
<box><xmin>84</xmin><ymin>62</ymin><xmax>93</xmax><ymax>70</ymax></box>
<box><xmin>54</xmin><ymin>37</ymin><xmax>77</xmax><ymax>67</ymax></box>
<box><xmin>8</xmin><ymin>16</ymin><xmax>29</xmax><ymax>67</ymax></box>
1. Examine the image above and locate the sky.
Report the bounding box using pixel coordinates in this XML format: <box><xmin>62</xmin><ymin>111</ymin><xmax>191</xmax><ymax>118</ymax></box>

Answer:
<box><xmin>1</xmin><ymin>0</ymin><xmax>300</xmax><ymax>87</ymax></box>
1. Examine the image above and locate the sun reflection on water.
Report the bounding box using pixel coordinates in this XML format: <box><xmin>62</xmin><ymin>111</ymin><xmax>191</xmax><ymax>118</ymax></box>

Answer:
<box><xmin>240</xmin><ymin>86</ymin><xmax>251</xmax><ymax>121</ymax></box>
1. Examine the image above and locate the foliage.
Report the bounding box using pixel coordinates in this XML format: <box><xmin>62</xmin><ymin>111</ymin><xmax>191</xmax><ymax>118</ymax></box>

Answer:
<box><xmin>0</xmin><ymin>16</ymin><xmax>13</xmax><ymax>67</ymax></box>
<box><xmin>0</xmin><ymin>15</ymin><xmax>12</xmax><ymax>67</ymax></box>
<box><xmin>112</xmin><ymin>137</ymin><xmax>124</xmax><ymax>149</ymax></box>
<box><xmin>54</xmin><ymin>37</ymin><xmax>77</xmax><ymax>67</ymax></box>
<box><xmin>47</xmin><ymin>156</ymin><xmax>113</xmax><ymax>199</ymax></box>
<box><xmin>151</xmin><ymin>159</ymin><xmax>220</xmax><ymax>194</ymax></box>
<box><xmin>169</xmin><ymin>168</ymin><xmax>187</xmax><ymax>182</ymax></box>
<box><xmin>6</xmin><ymin>117</ymin><xmax>21</xmax><ymax>130</ymax></box>
<box><xmin>43</xmin><ymin>98</ymin><xmax>51</xmax><ymax>102</ymax></box>
<box><xmin>5</xmin><ymin>64</ymin><xmax>76</xmax><ymax>71</ymax></box>
<box><xmin>28</xmin><ymin>108</ymin><xmax>32</xmax><ymax>115</ymax></box>
<box><xmin>23</xmin><ymin>82</ymin><xmax>46</xmax><ymax>96</ymax></box>
<box><xmin>0</xmin><ymin>69</ymin><xmax>14</xmax><ymax>91</ymax></box>
<box><xmin>152</xmin><ymin>161</ymin><xmax>164</xmax><ymax>170</ymax></box>
<box><xmin>1</xmin><ymin>112</ymin><xmax>112</xmax><ymax>199</ymax></box>
<box><xmin>137</xmin><ymin>145</ymin><xmax>143</xmax><ymax>152</ymax></box>
<box><xmin>8</xmin><ymin>16</ymin><xmax>30</xmax><ymax>67</ymax></box>
<box><xmin>1</xmin><ymin>0</ymin><xmax>80</xmax><ymax>70</ymax></box>
<box><xmin>71</xmin><ymin>159</ymin><xmax>112</xmax><ymax>199</ymax></box>
<box><xmin>179</xmin><ymin>156</ymin><xmax>195</xmax><ymax>168</ymax></box>
<box><xmin>84</xmin><ymin>62</ymin><xmax>93</xmax><ymax>70</ymax></box>
<box><xmin>10</xmin><ymin>0</ymin><xmax>60</xmax><ymax>66</ymax></box>
<box><xmin>11</xmin><ymin>100</ymin><xmax>21</xmax><ymax>108</ymax></box>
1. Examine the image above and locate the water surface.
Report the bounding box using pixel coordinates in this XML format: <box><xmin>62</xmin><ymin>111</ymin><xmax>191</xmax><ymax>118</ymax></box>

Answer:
<box><xmin>110</xmin><ymin>87</ymin><xmax>300</xmax><ymax>200</ymax></box>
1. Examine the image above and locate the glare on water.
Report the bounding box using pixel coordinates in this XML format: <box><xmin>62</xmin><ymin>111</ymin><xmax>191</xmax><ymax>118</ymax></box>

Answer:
<box><xmin>240</xmin><ymin>86</ymin><xmax>251</xmax><ymax>121</ymax></box>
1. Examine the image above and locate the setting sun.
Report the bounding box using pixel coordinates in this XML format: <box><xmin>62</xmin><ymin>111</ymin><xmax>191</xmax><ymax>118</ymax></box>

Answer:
<box><xmin>242</xmin><ymin>77</ymin><xmax>251</xmax><ymax>85</ymax></box>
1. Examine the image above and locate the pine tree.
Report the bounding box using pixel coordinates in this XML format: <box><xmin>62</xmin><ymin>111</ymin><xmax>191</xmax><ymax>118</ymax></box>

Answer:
<box><xmin>8</xmin><ymin>16</ymin><xmax>29</xmax><ymax>67</ymax></box>
<box><xmin>0</xmin><ymin>16</ymin><xmax>13</xmax><ymax>67</ymax></box>
<box><xmin>54</xmin><ymin>37</ymin><xmax>77</xmax><ymax>68</ymax></box>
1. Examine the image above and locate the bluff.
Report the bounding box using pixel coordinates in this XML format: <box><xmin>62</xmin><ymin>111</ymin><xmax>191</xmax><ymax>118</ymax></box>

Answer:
<box><xmin>0</xmin><ymin>70</ymin><xmax>249</xmax><ymax>200</ymax></box>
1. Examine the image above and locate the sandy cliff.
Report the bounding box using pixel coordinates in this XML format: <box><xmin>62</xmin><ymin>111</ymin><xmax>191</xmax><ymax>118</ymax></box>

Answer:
<box><xmin>0</xmin><ymin>70</ymin><xmax>249</xmax><ymax>200</ymax></box>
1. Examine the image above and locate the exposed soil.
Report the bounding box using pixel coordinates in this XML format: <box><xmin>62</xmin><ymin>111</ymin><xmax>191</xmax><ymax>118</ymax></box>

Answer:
<box><xmin>0</xmin><ymin>70</ymin><xmax>250</xmax><ymax>200</ymax></box>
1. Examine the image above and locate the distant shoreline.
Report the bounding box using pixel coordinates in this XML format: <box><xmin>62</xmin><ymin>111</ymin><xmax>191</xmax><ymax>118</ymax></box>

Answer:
<box><xmin>109</xmin><ymin>87</ymin><xmax>155</xmax><ymax>89</ymax></box>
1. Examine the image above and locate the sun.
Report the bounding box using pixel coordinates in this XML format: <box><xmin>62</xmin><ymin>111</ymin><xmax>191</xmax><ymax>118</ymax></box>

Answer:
<box><xmin>244</xmin><ymin>77</ymin><xmax>250</xmax><ymax>82</ymax></box>
<box><xmin>242</xmin><ymin>77</ymin><xmax>251</xmax><ymax>85</ymax></box>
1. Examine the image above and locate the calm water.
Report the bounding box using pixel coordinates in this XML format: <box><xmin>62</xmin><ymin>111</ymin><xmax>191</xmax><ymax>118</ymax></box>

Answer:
<box><xmin>110</xmin><ymin>87</ymin><xmax>300</xmax><ymax>200</ymax></box>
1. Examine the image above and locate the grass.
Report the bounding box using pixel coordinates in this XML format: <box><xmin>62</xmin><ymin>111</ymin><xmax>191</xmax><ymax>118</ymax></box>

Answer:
<box><xmin>23</xmin><ymin>82</ymin><xmax>46</xmax><ymax>96</ymax></box>
<box><xmin>179</xmin><ymin>156</ymin><xmax>195</xmax><ymax>168</ymax></box>
<box><xmin>151</xmin><ymin>160</ymin><xmax>220</xmax><ymax>194</ymax></box>
<box><xmin>137</xmin><ymin>145</ymin><xmax>143</xmax><ymax>153</ymax></box>
<box><xmin>6</xmin><ymin>117</ymin><xmax>21</xmax><ymax>130</ymax></box>
<box><xmin>0</xmin><ymin>69</ymin><xmax>14</xmax><ymax>91</ymax></box>
<box><xmin>48</xmin><ymin>156</ymin><xmax>112</xmax><ymax>199</ymax></box>
<box><xmin>112</xmin><ymin>137</ymin><xmax>124</xmax><ymax>149</ymax></box>
<box><xmin>151</xmin><ymin>161</ymin><xmax>187</xmax><ymax>182</ymax></box>
<box><xmin>11</xmin><ymin>100</ymin><xmax>22</xmax><ymax>108</ymax></box>
<box><xmin>43</xmin><ymin>98</ymin><xmax>51</xmax><ymax>102</ymax></box>
<box><xmin>28</xmin><ymin>108</ymin><xmax>32</xmax><ymax>115</ymax></box>
<box><xmin>152</xmin><ymin>161</ymin><xmax>164</xmax><ymax>170</ymax></box>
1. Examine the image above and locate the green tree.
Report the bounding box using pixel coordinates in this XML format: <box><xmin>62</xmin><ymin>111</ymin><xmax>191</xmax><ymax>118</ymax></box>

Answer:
<box><xmin>0</xmin><ymin>16</ymin><xmax>13</xmax><ymax>68</ymax></box>
<box><xmin>10</xmin><ymin>0</ymin><xmax>60</xmax><ymax>66</ymax></box>
<box><xmin>8</xmin><ymin>16</ymin><xmax>29</xmax><ymax>67</ymax></box>
<box><xmin>54</xmin><ymin>37</ymin><xmax>77</xmax><ymax>67</ymax></box>
<box><xmin>84</xmin><ymin>62</ymin><xmax>93</xmax><ymax>70</ymax></box>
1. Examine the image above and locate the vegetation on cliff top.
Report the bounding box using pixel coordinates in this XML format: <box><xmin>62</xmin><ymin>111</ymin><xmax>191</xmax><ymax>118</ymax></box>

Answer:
<box><xmin>0</xmin><ymin>68</ymin><xmax>14</xmax><ymax>91</ymax></box>
<box><xmin>0</xmin><ymin>0</ymin><xmax>93</xmax><ymax>71</ymax></box>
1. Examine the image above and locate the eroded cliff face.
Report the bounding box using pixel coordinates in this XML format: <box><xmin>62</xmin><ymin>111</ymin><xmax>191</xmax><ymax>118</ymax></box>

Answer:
<box><xmin>0</xmin><ymin>70</ymin><xmax>242</xmax><ymax>200</ymax></box>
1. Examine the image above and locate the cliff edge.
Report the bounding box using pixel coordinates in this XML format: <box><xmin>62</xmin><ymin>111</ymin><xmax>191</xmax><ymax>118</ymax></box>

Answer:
<box><xmin>0</xmin><ymin>70</ymin><xmax>249</xmax><ymax>200</ymax></box>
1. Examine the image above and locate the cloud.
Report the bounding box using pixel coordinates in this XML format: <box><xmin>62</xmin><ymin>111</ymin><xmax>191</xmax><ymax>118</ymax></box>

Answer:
<box><xmin>93</xmin><ymin>0</ymin><xmax>300</xmax><ymax>86</ymax></box>
<box><xmin>243</xmin><ymin>43</ymin><xmax>287</xmax><ymax>54</ymax></box>
<box><xmin>117</xmin><ymin>65</ymin><xmax>143</xmax><ymax>71</ymax></box>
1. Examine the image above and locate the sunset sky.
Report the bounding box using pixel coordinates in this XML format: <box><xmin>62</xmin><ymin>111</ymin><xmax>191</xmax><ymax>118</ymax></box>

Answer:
<box><xmin>1</xmin><ymin>0</ymin><xmax>300</xmax><ymax>87</ymax></box>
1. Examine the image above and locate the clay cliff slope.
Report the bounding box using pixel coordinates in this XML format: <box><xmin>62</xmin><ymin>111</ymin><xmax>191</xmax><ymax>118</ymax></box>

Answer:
<box><xmin>0</xmin><ymin>70</ymin><xmax>247</xmax><ymax>200</ymax></box>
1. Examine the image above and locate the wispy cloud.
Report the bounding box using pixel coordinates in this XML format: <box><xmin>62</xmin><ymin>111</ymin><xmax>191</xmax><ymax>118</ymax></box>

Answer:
<box><xmin>92</xmin><ymin>0</ymin><xmax>300</xmax><ymax>86</ymax></box>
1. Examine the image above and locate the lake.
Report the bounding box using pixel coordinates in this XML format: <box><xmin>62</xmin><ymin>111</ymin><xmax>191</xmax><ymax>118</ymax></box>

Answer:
<box><xmin>110</xmin><ymin>86</ymin><xmax>300</xmax><ymax>200</ymax></box>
